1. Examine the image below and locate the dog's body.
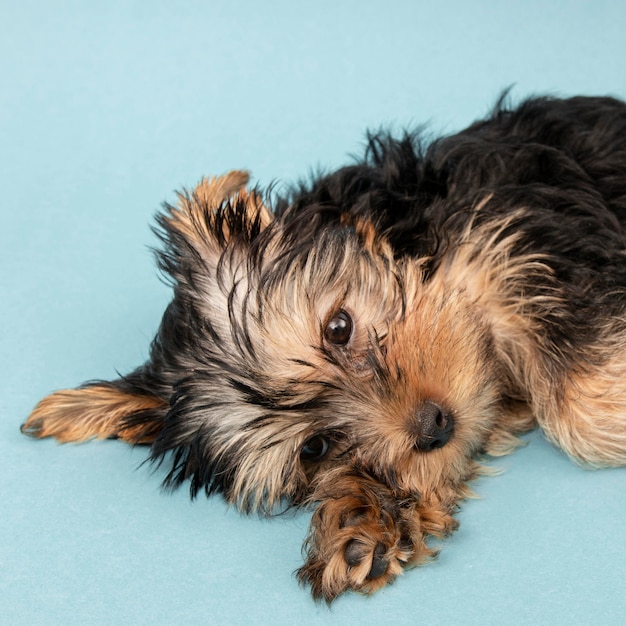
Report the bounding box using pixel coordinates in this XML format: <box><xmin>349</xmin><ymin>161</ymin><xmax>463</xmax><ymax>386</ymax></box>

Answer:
<box><xmin>23</xmin><ymin>95</ymin><xmax>626</xmax><ymax>600</ymax></box>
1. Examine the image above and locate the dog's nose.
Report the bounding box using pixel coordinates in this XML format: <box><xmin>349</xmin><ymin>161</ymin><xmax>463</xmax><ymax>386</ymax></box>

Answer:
<box><xmin>412</xmin><ymin>401</ymin><xmax>454</xmax><ymax>452</ymax></box>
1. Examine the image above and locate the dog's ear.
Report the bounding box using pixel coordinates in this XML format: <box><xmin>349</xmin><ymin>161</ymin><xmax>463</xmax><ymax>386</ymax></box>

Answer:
<box><xmin>21</xmin><ymin>376</ymin><xmax>168</xmax><ymax>444</ymax></box>
<box><xmin>158</xmin><ymin>171</ymin><xmax>274</xmax><ymax>271</ymax></box>
<box><xmin>155</xmin><ymin>171</ymin><xmax>276</xmax><ymax>323</ymax></box>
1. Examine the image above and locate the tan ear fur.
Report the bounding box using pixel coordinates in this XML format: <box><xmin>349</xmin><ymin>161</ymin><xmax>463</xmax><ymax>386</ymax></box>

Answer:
<box><xmin>167</xmin><ymin>170</ymin><xmax>273</xmax><ymax>246</ymax></box>
<box><xmin>21</xmin><ymin>385</ymin><xmax>167</xmax><ymax>444</ymax></box>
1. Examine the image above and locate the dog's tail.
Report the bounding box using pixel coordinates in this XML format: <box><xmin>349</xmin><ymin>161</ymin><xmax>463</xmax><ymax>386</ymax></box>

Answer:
<box><xmin>21</xmin><ymin>370</ymin><xmax>167</xmax><ymax>445</ymax></box>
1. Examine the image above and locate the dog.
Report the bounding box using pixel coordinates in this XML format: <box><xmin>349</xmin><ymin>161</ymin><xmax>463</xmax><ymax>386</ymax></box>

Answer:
<box><xmin>22</xmin><ymin>94</ymin><xmax>626</xmax><ymax>601</ymax></box>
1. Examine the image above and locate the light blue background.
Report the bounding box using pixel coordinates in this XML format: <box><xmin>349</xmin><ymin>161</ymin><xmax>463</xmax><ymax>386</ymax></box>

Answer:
<box><xmin>2</xmin><ymin>1</ymin><xmax>626</xmax><ymax>624</ymax></box>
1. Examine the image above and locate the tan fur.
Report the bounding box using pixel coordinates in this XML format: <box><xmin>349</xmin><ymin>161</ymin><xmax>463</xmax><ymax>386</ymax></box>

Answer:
<box><xmin>539</xmin><ymin>352</ymin><xmax>626</xmax><ymax>467</ymax></box>
<box><xmin>22</xmin><ymin>386</ymin><xmax>166</xmax><ymax>444</ymax></box>
<box><xmin>168</xmin><ymin>171</ymin><xmax>272</xmax><ymax>250</ymax></box>
<box><xmin>300</xmin><ymin>466</ymin><xmax>434</xmax><ymax>601</ymax></box>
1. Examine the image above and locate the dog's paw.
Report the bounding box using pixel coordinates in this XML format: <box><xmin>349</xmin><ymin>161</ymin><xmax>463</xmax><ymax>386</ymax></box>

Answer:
<box><xmin>298</xmin><ymin>471</ymin><xmax>435</xmax><ymax>601</ymax></box>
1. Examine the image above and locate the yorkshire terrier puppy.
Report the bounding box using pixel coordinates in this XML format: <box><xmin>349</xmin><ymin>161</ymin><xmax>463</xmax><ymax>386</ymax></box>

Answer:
<box><xmin>22</xmin><ymin>94</ymin><xmax>626</xmax><ymax>601</ymax></box>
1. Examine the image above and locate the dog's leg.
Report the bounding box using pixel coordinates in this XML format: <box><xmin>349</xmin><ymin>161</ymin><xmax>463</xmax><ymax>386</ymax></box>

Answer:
<box><xmin>297</xmin><ymin>466</ymin><xmax>448</xmax><ymax>602</ymax></box>
<box><xmin>536</xmin><ymin>352</ymin><xmax>626</xmax><ymax>467</ymax></box>
<box><xmin>21</xmin><ymin>373</ymin><xmax>168</xmax><ymax>445</ymax></box>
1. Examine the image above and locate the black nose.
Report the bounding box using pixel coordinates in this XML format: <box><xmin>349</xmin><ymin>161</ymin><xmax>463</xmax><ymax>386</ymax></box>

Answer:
<box><xmin>412</xmin><ymin>401</ymin><xmax>454</xmax><ymax>452</ymax></box>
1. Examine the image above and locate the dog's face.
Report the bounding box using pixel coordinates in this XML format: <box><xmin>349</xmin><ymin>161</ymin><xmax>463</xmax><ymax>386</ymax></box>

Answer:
<box><xmin>149</xmin><ymin>172</ymin><xmax>504</xmax><ymax>512</ymax></box>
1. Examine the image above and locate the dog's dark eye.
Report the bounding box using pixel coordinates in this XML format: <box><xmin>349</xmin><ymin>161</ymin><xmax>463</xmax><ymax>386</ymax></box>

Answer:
<box><xmin>324</xmin><ymin>310</ymin><xmax>353</xmax><ymax>346</ymax></box>
<box><xmin>300</xmin><ymin>435</ymin><xmax>330</xmax><ymax>461</ymax></box>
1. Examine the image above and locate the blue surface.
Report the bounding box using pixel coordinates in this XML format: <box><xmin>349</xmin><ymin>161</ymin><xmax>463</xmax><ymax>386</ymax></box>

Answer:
<box><xmin>2</xmin><ymin>1</ymin><xmax>626</xmax><ymax>624</ymax></box>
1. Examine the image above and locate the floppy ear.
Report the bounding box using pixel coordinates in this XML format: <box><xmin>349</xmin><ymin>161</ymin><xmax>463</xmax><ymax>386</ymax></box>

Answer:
<box><xmin>21</xmin><ymin>374</ymin><xmax>168</xmax><ymax>444</ymax></box>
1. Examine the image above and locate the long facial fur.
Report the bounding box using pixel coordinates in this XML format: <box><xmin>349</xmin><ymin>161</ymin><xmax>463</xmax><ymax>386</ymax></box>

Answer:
<box><xmin>145</xmin><ymin>176</ymin><xmax>416</xmax><ymax>512</ymax></box>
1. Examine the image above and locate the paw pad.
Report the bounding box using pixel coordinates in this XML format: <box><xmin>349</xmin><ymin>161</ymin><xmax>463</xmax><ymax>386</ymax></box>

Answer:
<box><xmin>344</xmin><ymin>540</ymin><xmax>388</xmax><ymax>579</ymax></box>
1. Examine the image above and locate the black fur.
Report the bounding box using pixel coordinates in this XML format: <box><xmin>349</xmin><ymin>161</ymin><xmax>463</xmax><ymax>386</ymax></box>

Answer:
<box><xmin>111</xmin><ymin>94</ymin><xmax>626</xmax><ymax>501</ymax></box>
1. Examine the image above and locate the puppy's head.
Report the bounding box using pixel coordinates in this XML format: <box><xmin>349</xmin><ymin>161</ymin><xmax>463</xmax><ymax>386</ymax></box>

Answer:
<box><xmin>147</xmin><ymin>173</ymin><xmax>508</xmax><ymax>511</ymax></box>
<box><xmin>148</xmin><ymin>173</ymin><xmax>409</xmax><ymax>512</ymax></box>
<box><xmin>24</xmin><ymin>172</ymin><xmax>508</xmax><ymax>514</ymax></box>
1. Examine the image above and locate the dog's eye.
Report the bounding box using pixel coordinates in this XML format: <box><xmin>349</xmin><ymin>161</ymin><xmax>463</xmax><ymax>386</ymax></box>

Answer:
<box><xmin>300</xmin><ymin>435</ymin><xmax>330</xmax><ymax>461</ymax></box>
<box><xmin>324</xmin><ymin>310</ymin><xmax>353</xmax><ymax>346</ymax></box>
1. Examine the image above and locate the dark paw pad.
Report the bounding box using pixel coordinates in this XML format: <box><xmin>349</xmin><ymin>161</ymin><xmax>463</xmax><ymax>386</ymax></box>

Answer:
<box><xmin>344</xmin><ymin>540</ymin><xmax>388</xmax><ymax>579</ymax></box>
<box><xmin>368</xmin><ymin>542</ymin><xmax>388</xmax><ymax>579</ymax></box>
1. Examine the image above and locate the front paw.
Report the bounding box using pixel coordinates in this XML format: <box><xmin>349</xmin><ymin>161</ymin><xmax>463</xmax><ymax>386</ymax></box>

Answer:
<box><xmin>297</xmin><ymin>471</ymin><xmax>434</xmax><ymax>601</ymax></box>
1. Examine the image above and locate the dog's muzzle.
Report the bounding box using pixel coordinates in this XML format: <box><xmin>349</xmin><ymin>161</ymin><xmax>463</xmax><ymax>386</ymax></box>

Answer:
<box><xmin>411</xmin><ymin>401</ymin><xmax>454</xmax><ymax>452</ymax></box>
